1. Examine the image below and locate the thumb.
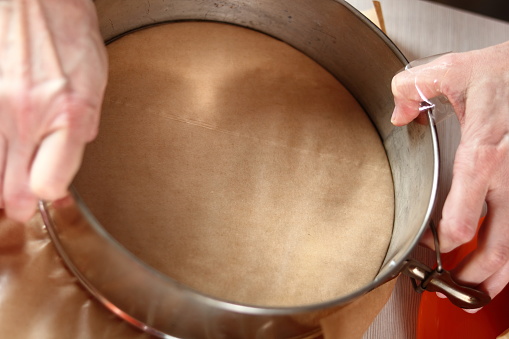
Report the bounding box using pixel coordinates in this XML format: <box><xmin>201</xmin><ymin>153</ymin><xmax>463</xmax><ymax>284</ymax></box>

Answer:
<box><xmin>391</xmin><ymin>55</ymin><xmax>457</xmax><ymax>126</ymax></box>
<box><xmin>29</xmin><ymin>94</ymin><xmax>100</xmax><ymax>201</ymax></box>
<box><xmin>29</xmin><ymin>128</ymin><xmax>86</xmax><ymax>201</ymax></box>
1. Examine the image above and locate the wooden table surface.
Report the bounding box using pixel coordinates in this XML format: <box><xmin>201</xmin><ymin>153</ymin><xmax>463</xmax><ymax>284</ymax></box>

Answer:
<box><xmin>344</xmin><ymin>0</ymin><xmax>509</xmax><ymax>337</ymax></box>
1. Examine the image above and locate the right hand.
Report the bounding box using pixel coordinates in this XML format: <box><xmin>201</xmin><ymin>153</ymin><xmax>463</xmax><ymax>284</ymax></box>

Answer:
<box><xmin>391</xmin><ymin>41</ymin><xmax>509</xmax><ymax>305</ymax></box>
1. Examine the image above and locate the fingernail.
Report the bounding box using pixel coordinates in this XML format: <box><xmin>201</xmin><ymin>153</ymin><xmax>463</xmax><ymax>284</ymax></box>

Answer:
<box><xmin>391</xmin><ymin>108</ymin><xmax>399</xmax><ymax>125</ymax></box>
<box><xmin>464</xmin><ymin>307</ymin><xmax>482</xmax><ymax>314</ymax></box>
<box><xmin>436</xmin><ymin>292</ymin><xmax>447</xmax><ymax>299</ymax></box>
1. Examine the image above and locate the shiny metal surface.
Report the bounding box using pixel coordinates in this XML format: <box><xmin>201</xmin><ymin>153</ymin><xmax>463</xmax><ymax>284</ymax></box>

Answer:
<box><xmin>40</xmin><ymin>0</ymin><xmax>440</xmax><ymax>338</ymax></box>
<box><xmin>401</xmin><ymin>220</ymin><xmax>490</xmax><ymax>309</ymax></box>
<box><xmin>402</xmin><ymin>260</ymin><xmax>492</xmax><ymax>309</ymax></box>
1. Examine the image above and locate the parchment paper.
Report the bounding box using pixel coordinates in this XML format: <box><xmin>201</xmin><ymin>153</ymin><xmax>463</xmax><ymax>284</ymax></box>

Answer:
<box><xmin>74</xmin><ymin>22</ymin><xmax>394</xmax><ymax>307</ymax></box>
<box><xmin>0</xmin><ymin>20</ymin><xmax>396</xmax><ymax>339</ymax></box>
<box><xmin>0</xmin><ymin>212</ymin><xmax>151</xmax><ymax>339</ymax></box>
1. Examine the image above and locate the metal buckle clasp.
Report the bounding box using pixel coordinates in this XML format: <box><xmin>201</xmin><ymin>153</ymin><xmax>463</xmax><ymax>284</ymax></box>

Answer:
<box><xmin>402</xmin><ymin>221</ymin><xmax>491</xmax><ymax>309</ymax></box>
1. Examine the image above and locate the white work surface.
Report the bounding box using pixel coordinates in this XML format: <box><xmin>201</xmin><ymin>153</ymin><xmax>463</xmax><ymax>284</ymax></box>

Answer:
<box><xmin>344</xmin><ymin>0</ymin><xmax>509</xmax><ymax>338</ymax></box>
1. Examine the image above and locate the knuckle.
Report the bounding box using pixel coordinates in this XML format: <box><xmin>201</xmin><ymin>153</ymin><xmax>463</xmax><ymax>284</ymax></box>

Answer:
<box><xmin>460</xmin><ymin>143</ymin><xmax>509</xmax><ymax>182</ymax></box>
<box><xmin>434</xmin><ymin>53</ymin><xmax>465</xmax><ymax>100</ymax></box>
<box><xmin>441</xmin><ymin>219</ymin><xmax>477</xmax><ymax>247</ymax></box>
<box><xmin>59</xmin><ymin>97</ymin><xmax>101</xmax><ymax>142</ymax></box>
<box><xmin>454</xmin><ymin>143</ymin><xmax>504</xmax><ymax>185</ymax></box>
<box><xmin>392</xmin><ymin>71</ymin><xmax>410</xmax><ymax>95</ymax></box>
<box><xmin>4</xmin><ymin>189</ymin><xmax>30</xmax><ymax>206</ymax></box>
<box><xmin>438</xmin><ymin>80</ymin><xmax>460</xmax><ymax>103</ymax></box>
<box><xmin>438</xmin><ymin>52</ymin><xmax>459</xmax><ymax>67</ymax></box>
<box><xmin>480</xmin><ymin>244</ymin><xmax>509</xmax><ymax>271</ymax></box>
<box><xmin>3</xmin><ymin>192</ymin><xmax>37</xmax><ymax>222</ymax></box>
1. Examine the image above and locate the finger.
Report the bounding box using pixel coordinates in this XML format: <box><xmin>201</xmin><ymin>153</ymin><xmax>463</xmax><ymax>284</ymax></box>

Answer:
<box><xmin>0</xmin><ymin>135</ymin><xmax>6</xmax><ymax>208</ymax></box>
<box><xmin>478</xmin><ymin>251</ymin><xmax>509</xmax><ymax>299</ymax></box>
<box><xmin>390</xmin><ymin>55</ymin><xmax>460</xmax><ymax>126</ymax></box>
<box><xmin>29</xmin><ymin>128</ymin><xmax>86</xmax><ymax>201</ymax></box>
<box><xmin>3</xmin><ymin>141</ymin><xmax>38</xmax><ymax>222</ymax></box>
<box><xmin>0</xmin><ymin>1</ymin><xmax>12</xmax><ymax>52</ymax></box>
<box><xmin>452</xmin><ymin>195</ymin><xmax>509</xmax><ymax>295</ymax></box>
<box><xmin>419</xmin><ymin>227</ymin><xmax>435</xmax><ymax>249</ymax></box>
<box><xmin>437</xmin><ymin>145</ymin><xmax>487</xmax><ymax>253</ymax></box>
<box><xmin>29</xmin><ymin>96</ymin><xmax>100</xmax><ymax>201</ymax></box>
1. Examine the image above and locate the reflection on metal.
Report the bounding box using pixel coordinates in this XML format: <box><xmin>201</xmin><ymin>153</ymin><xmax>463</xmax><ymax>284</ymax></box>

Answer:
<box><xmin>39</xmin><ymin>0</ymin><xmax>443</xmax><ymax>338</ymax></box>
<box><xmin>402</xmin><ymin>221</ymin><xmax>491</xmax><ymax>309</ymax></box>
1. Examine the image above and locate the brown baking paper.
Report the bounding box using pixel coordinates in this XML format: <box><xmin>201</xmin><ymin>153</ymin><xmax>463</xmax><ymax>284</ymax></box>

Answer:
<box><xmin>0</xmin><ymin>212</ymin><xmax>151</xmax><ymax>339</ymax></box>
<box><xmin>0</xmin><ymin>21</ymin><xmax>396</xmax><ymax>338</ymax></box>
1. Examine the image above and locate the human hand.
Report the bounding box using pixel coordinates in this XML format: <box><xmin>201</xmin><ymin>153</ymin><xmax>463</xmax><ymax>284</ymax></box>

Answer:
<box><xmin>391</xmin><ymin>41</ymin><xmax>509</xmax><ymax>303</ymax></box>
<box><xmin>0</xmin><ymin>0</ymin><xmax>107</xmax><ymax>222</ymax></box>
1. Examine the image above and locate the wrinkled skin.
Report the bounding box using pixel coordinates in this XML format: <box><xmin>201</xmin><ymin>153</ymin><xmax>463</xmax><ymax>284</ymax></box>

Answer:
<box><xmin>392</xmin><ymin>41</ymin><xmax>509</xmax><ymax>308</ymax></box>
<box><xmin>0</xmin><ymin>0</ymin><xmax>107</xmax><ymax>221</ymax></box>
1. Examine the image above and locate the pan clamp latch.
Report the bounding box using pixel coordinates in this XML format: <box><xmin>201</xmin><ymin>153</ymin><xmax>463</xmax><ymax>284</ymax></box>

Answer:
<box><xmin>401</xmin><ymin>221</ymin><xmax>491</xmax><ymax>309</ymax></box>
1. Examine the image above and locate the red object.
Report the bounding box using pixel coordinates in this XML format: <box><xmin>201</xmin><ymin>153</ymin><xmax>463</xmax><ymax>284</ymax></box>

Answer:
<box><xmin>417</xmin><ymin>218</ymin><xmax>509</xmax><ymax>339</ymax></box>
